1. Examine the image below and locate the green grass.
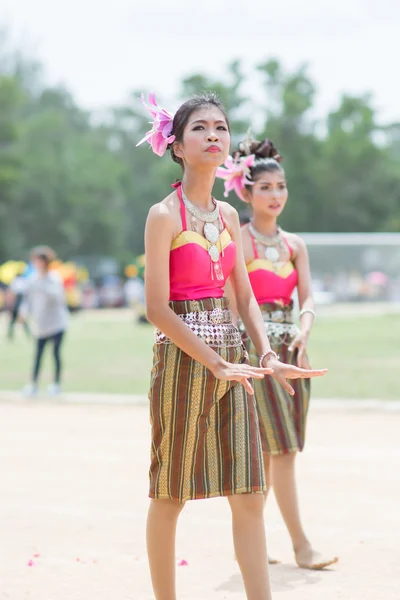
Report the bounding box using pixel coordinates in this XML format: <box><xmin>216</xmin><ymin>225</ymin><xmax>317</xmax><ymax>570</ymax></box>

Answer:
<box><xmin>1</xmin><ymin>309</ymin><xmax>399</xmax><ymax>399</ymax></box>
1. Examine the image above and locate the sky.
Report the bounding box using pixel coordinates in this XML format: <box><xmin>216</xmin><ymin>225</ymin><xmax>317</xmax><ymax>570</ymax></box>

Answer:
<box><xmin>1</xmin><ymin>0</ymin><xmax>400</xmax><ymax>124</ymax></box>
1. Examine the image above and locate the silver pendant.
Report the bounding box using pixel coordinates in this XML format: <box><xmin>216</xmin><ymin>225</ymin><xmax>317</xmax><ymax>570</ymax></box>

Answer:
<box><xmin>204</xmin><ymin>222</ymin><xmax>220</xmax><ymax>244</ymax></box>
<box><xmin>265</xmin><ymin>246</ymin><xmax>280</xmax><ymax>262</ymax></box>
<box><xmin>209</xmin><ymin>244</ymin><xmax>220</xmax><ymax>263</ymax></box>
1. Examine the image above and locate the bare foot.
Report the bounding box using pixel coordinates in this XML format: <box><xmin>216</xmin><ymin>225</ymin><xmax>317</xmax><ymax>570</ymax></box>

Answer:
<box><xmin>295</xmin><ymin>543</ymin><xmax>338</xmax><ymax>570</ymax></box>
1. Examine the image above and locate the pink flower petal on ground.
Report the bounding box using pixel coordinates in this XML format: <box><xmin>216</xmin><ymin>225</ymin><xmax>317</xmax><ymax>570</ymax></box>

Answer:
<box><xmin>33</xmin><ymin>553</ymin><xmax>41</xmax><ymax>558</ymax></box>
<box><xmin>27</xmin><ymin>560</ymin><xmax>35</xmax><ymax>566</ymax></box>
<box><xmin>177</xmin><ymin>559</ymin><xmax>189</xmax><ymax>566</ymax></box>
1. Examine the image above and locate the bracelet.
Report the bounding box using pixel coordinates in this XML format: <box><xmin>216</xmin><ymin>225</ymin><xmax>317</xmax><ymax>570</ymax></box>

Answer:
<box><xmin>259</xmin><ymin>350</ymin><xmax>279</xmax><ymax>368</ymax></box>
<box><xmin>299</xmin><ymin>308</ymin><xmax>316</xmax><ymax>321</ymax></box>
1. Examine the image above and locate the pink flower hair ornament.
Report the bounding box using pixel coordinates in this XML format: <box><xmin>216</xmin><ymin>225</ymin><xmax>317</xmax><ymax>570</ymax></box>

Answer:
<box><xmin>216</xmin><ymin>154</ymin><xmax>255</xmax><ymax>201</ymax></box>
<box><xmin>136</xmin><ymin>93</ymin><xmax>175</xmax><ymax>157</ymax></box>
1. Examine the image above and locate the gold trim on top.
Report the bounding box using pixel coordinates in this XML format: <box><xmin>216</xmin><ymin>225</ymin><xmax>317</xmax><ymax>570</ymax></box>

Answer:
<box><xmin>246</xmin><ymin>258</ymin><xmax>295</xmax><ymax>279</ymax></box>
<box><xmin>171</xmin><ymin>228</ymin><xmax>232</xmax><ymax>252</ymax></box>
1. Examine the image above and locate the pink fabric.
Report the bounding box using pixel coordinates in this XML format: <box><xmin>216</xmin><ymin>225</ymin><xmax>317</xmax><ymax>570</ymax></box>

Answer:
<box><xmin>169</xmin><ymin>186</ymin><xmax>236</xmax><ymax>301</ymax></box>
<box><xmin>248</xmin><ymin>232</ymin><xmax>298</xmax><ymax>305</ymax></box>
<box><xmin>249</xmin><ymin>269</ymin><xmax>298</xmax><ymax>306</ymax></box>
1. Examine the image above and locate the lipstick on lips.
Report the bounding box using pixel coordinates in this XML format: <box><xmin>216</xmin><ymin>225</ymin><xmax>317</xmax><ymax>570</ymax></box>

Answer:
<box><xmin>206</xmin><ymin>145</ymin><xmax>220</xmax><ymax>153</ymax></box>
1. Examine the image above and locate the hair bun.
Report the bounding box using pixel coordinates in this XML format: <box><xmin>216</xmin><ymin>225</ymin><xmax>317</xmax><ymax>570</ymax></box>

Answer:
<box><xmin>253</xmin><ymin>138</ymin><xmax>283</xmax><ymax>162</ymax></box>
<box><xmin>236</xmin><ymin>137</ymin><xmax>283</xmax><ymax>162</ymax></box>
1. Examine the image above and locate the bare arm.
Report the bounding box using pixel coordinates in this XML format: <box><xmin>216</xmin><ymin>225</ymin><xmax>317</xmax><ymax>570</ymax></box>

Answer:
<box><xmin>294</xmin><ymin>236</ymin><xmax>315</xmax><ymax>335</ymax></box>
<box><xmin>18</xmin><ymin>281</ymin><xmax>32</xmax><ymax>321</ymax></box>
<box><xmin>226</xmin><ymin>207</ymin><xmax>272</xmax><ymax>356</ymax></box>
<box><xmin>144</xmin><ymin>201</ymin><xmax>272</xmax><ymax>393</ymax></box>
<box><xmin>288</xmin><ymin>236</ymin><xmax>315</xmax><ymax>367</ymax></box>
<box><xmin>145</xmin><ymin>203</ymin><xmax>222</xmax><ymax>371</ymax></box>
<box><xmin>224</xmin><ymin>206</ymin><xmax>327</xmax><ymax>392</ymax></box>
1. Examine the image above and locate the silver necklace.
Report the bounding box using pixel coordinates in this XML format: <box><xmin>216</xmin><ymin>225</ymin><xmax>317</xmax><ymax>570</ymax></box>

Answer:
<box><xmin>181</xmin><ymin>188</ymin><xmax>219</xmax><ymax>223</ymax></box>
<box><xmin>249</xmin><ymin>222</ymin><xmax>284</xmax><ymax>263</ymax></box>
<box><xmin>182</xmin><ymin>187</ymin><xmax>221</xmax><ymax>263</ymax></box>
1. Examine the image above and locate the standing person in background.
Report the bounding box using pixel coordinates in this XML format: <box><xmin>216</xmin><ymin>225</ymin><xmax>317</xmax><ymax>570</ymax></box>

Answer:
<box><xmin>7</xmin><ymin>266</ymin><xmax>31</xmax><ymax>340</ymax></box>
<box><xmin>218</xmin><ymin>137</ymin><xmax>338</xmax><ymax>570</ymax></box>
<box><xmin>19</xmin><ymin>246</ymin><xmax>68</xmax><ymax>397</ymax></box>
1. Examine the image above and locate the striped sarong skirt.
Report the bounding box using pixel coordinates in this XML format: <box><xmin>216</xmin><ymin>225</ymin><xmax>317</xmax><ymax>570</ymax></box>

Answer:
<box><xmin>148</xmin><ymin>297</ymin><xmax>266</xmax><ymax>503</ymax></box>
<box><xmin>242</xmin><ymin>301</ymin><xmax>311</xmax><ymax>456</ymax></box>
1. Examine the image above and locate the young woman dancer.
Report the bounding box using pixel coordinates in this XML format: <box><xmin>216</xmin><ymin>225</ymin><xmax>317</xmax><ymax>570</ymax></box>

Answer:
<box><xmin>20</xmin><ymin>246</ymin><xmax>68</xmax><ymax>396</ymax></box>
<box><xmin>218</xmin><ymin>137</ymin><xmax>338</xmax><ymax>570</ymax></box>
<box><xmin>138</xmin><ymin>93</ymin><xmax>327</xmax><ymax>600</ymax></box>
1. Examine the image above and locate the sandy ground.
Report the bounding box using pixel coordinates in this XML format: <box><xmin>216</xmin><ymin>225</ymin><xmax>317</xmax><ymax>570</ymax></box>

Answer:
<box><xmin>1</xmin><ymin>399</ymin><xmax>399</xmax><ymax>600</ymax></box>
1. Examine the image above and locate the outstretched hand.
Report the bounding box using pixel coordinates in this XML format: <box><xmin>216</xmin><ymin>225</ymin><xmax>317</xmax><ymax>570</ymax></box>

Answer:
<box><xmin>211</xmin><ymin>360</ymin><xmax>274</xmax><ymax>396</ymax></box>
<box><xmin>265</xmin><ymin>357</ymin><xmax>327</xmax><ymax>396</ymax></box>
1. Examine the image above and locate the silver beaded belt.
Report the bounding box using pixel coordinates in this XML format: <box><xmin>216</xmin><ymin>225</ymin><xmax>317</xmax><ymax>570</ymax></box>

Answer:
<box><xmin>260</xmin><ymin>308</ymin><xmax>298</xmax><ymax>344</ymax></box>
<box><xmin>155</xmin><ymin>307</ymin><xmax>242</xmax><ymax>348</ymax></box>
<box><xmin>239</xmin><ymin>308</ymin><xmax>298</xmax><ymax>345</ymax></box>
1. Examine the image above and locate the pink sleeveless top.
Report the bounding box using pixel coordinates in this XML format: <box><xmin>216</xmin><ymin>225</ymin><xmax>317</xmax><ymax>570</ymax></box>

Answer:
<box><xmin>169</xmin><ymin>185</ymin><xmax>236</xmax><ymax>301</ymax></box>
<box><xmin>246</xmin><ymin>230</ymin><xmax>298</xmax><ymax>306</ymax></box>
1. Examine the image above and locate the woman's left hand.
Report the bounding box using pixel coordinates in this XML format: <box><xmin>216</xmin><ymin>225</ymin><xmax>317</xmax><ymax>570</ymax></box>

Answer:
<box><xmin>264</xmin><ymin>357</ymin><xmax>327</xmax><ymax>396</ymax></box>
<box><xmin>288</xmin><ymin>331</ymin><xmax>311</xmax><ymax>369</ymax></box>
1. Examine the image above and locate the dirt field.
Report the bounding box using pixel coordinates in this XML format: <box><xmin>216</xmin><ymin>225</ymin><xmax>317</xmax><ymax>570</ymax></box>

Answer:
<box><xmin>1</xmin><ymin>398</ymin><xmax>399</xmax><ymax>599</ymax></box>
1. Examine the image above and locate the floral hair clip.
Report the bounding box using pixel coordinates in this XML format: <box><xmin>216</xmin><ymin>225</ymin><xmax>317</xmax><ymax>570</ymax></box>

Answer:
<box><xmin>216</xmin><ymin>153</ymin><xmax>255</xmax><ymax>201</ymax></box>
<box><xmin>136</xmin><ymin>92</ymin><xmax>175</xmax><ymax>157</ymax></box>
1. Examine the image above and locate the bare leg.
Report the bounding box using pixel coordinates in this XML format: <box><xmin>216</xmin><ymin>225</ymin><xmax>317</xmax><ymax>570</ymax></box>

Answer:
<box><xmin>228</xmin><ymin>494</ymin><xmax>272</xmax><ymax>600</ymax></box>
<box><xmin>146</xmin><ymin>498</ymin><xmax>184</xmax><ymax>600</ymax></box>
<box><xmin>263</xmin><ymin>453</ymin><xmax>272</xmax><ymax>494</ymax></box>
<box><xmin>270</xmin><ymin>452</ymin><xmax>338</xmax><ymax>570</ymax></box>
<box><xmin>262</xmin><ymin>453</ymin><xmax>280</xmax><ymax>565</ymax></box>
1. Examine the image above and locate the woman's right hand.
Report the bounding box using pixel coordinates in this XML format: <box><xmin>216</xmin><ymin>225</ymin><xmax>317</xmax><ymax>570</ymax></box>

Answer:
<box><xmin>264</xmin><ymin>357</ymin><xmax>327</xmax><ymax>396</ymax></box>
<box><xmin>211</xmin><ymin>360</ymin><xmax>274</xmax><ymax>395</ymax></box>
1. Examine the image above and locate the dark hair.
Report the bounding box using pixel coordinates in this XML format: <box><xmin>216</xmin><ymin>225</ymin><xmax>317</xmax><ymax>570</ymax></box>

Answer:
<box><xmin>170</xmin><ymin>92</ymin><xmax>230</xmax><ymax>168</ymax></box>
<box><xmin>235</xmin><ymin>138</ymin><xmax>284</xmax><ymax>190</ymax></box>
<box><xmin>30</xmin><ymin>245</ymin><xmax>56</xmax><ymax>265</ymax></box>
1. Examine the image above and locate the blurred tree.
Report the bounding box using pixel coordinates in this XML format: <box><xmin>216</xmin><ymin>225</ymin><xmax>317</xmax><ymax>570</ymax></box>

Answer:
<box><xmin>0</xmin><ymin>39</ymin><xmax>399</xmax><ymax>267</ymax></box>
<box><xmin>318</xmin><ymin>94</ymin><xmax>399</xmax><ymax>232</ymax></box>
<box><xmin>0</xmin><ymin>74</ymin><xmax>22</xmax><ymax>259</ymax></box>
<box><xmin>11</xmin><ymin>86</ymin><xmax>128</xmax><ymax>259</ymax></box>
<box><xmin>256</xmin><ymin>59</ymin><xmax>322</xmax><ymax>232</ymax></box>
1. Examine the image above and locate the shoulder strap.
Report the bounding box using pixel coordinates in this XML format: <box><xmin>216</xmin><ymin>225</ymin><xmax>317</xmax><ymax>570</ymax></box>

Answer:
<box><xmin>175</xmin><ymin>183</ymin><xmax>187</xmax><ymax>231</ymax></box>
<box><xmin>282</xmin><ymin>234</ymin><xmax>293</xmax><ymax>258</ymax></box>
